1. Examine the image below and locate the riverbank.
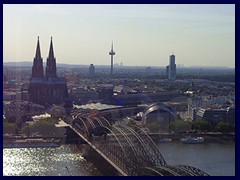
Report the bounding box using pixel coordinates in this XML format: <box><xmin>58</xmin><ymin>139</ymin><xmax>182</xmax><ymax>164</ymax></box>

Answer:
<box><xmin>3</xmin><ymin>136</ymin><xmax>63</xmax><ymax>149</ymax></box>
<box><xmin>149</xmin><ymin>132</ymin><xmax>235</xmax><ymax>143</ymax></box>
<box><xmin>3</xmin><ymin>131</ymin><xmax>234</xmax><ymax>149</ymax></box>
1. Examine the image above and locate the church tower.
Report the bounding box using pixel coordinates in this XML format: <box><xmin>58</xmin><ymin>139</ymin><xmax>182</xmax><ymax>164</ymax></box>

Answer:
<box><xmin>46</xmin><ymin>37</ymin><xmax>57</xmax><ymax>78</ymax></box>
<box><xmin>29</xmin><ymin>36</ymin><xmax>68</xmax><ymax>106</ymax></box>
<box><xmin>31</xmin><ymin>36</ymin><xmax>44</xmax><ymax>78</ymax></box>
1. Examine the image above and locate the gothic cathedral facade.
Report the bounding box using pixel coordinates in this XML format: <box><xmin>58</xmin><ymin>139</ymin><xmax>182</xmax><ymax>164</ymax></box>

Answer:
<box><xmin>28</xmin><ymin>37</ymin><xmax>68</xmax><ymax>106</ymax></box>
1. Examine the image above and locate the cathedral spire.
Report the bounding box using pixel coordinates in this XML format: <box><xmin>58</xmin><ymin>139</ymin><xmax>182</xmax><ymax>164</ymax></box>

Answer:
<box><xmin>46</xmin><ymin>37</ymin><xmax>57</xmax><ymax>78</ymax></box>
<box><xmin>32</xmin><ymin>36</ymin><xmax>44</xmax><ymax>78</ymax></box>
<box><xmin>35</xmin><ymin>36</ymin><xmax>41</xmax><ymax>58</ymax></box>
<box><xmin>48</xmin><ymin>36</ymin><xmax>54</xmax><ymax>59</ymax></box>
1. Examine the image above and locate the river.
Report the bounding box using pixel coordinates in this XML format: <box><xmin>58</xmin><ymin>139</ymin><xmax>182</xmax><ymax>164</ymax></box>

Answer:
<box><xmin>3</xmin><ymin>141</ymin><xmax>235</xmax><ymax>176</ymax></box>
<box><xmin>157</xmin><ymin>141</ymin><xmax>235</xmax><ymax>176</ymax></box>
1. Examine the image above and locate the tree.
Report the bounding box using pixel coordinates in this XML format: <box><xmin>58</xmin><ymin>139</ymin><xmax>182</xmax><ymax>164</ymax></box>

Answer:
<box><xmin>192</xmin><ymin>120</ymin><xmax>210</xmax><ymax>131</ymax></box>
<box><xmin>3</xmin><ymin>122</ymin><xmax>19</xmax><ymax>135</ymax></box>
<box><xmin>146</xmin><ymin>122</ymin><xmax>162</xmax><ymax>133</ymax></box>
<box><xmin>22</xmin><ymin>117</ymin><xmax>61</xmax><ymax>137</ymax></box>
<box><xmin>127</xmin><ymin>119</ymin><xmax>137</xmax><ymax>126</ymax></box>
<box><xmin>215</xmin><ymin>122</ymin><xmax>235</xmax><ymax>133</ymax></box>
<box><xmin>170</xmin><ymin>120</ymin><xmax>192</xmax><ymax>132</ymax></box>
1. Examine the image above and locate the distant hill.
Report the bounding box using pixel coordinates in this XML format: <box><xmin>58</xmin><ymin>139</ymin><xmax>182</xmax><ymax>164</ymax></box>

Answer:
<box><xmin>184</xmin><ymin>66</ymin><xmax>234</xmax><ymax>69</ymax></box>
<box><xmin>3</xmin><ymin>61</ymin><xmax>89</xmax><ymax>68</ymax></box>
<box><xmin>3</xmin><ymin>61</ymin><xmax>33</xmax><ymax>66</ymax></box>
<box><xmin>3</xmin><ymin>61</ymin><xmax>234</xmax><ymax>70</ymax></box>
<box><xmin>3</xmin><ymin>61</ymin><xmax>162</xmax><ymax>69</ymax></box>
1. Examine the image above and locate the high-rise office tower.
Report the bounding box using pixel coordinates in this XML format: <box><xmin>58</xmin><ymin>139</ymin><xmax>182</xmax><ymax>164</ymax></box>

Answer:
<box><xmin>166</xmin><ymin>54</ymin><xmax>176</xmax><ymax>80</ymax></box>
<box><xmin>109</xmin><ymin>42</ymin><xmax>115</xmax><ymax>75</ymax></box>
<box><xmin>89</xmin><ymin>64</ymin><xmax>95</xmax><ymax>77</ymax></box>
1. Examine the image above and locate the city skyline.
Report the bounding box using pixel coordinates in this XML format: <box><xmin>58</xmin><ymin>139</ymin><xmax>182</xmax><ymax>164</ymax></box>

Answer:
<box><xmin>3</xmin><ymin>4</ymin><xmax>235</xmax><ymax>67</ymax></box>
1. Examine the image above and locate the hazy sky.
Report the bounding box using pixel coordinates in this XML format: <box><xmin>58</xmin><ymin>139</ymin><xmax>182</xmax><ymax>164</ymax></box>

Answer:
<box><xmin>3</xmin><ymin>4</ymin><xmax>235</xmax><ymax>67</ymax></box>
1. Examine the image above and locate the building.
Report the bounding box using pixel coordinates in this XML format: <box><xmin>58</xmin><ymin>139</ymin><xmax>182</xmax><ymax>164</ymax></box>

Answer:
<box><xmin>188</xmin><ymin>105</ymin><xmax>198</xmax><ymax>121</ymax></box>
<box><xmin>69</xmin><ymin>88</ymin><xmax>99</xmax><ymax>105</ymax></box>
<box><xmin>73</xmin><ymin>103</ymin><xmax>141</xmax><ymax>122</ymax></box>
<box><xmin>113</xmin><ymin>85</ymin><xmax>136</xmax><ymax>95</ymax></box>
<box><xmin>4</xmin><ymin>101</ymin><xmax>45</xmax><ymax>125</ymax></box>
<box><xmin>195</xmin><ymin>108</ymin><xmax>227</xmax><ymax>124</ymax></box>
<box><xmin>3</xmin><ymin>92</ymin><xmax>17</xmax><ymax>101</ymax></box>
<box><xmin>96</xmin><ymin>84</ymin><xmax>114</xmax><ymax>103</ymax></box>
<box><xmin>28</xmin><ymin>37</ymin><xmax>68</xmax><ymax>106</ymax></box>
<box><xmin>166</xmin><ymin>66</ymin><xmax>169</xmax><ymax>77</ymax></box>
<box><xmin>166</xmin><ymin>54</ymin><xmax>176</xmax><ymax>80</ymax></box>
<box><xmin>89</xmin><ymin>64</ymin><xmax>95</xmax><ymax>77</ymax></box>
<box><xmin>226</xmin><ymin>106</ymin><xmax>235</xmax><ymax>123</ymax></box>
<box><xmin>113</xmin><ymin>91</ymin><xmax>183</xmax><ymax>106</ymax></box>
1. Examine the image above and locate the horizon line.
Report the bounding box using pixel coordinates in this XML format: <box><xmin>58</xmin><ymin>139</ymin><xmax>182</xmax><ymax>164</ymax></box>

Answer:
<box><xmin>3</xmin><ymin>61</ymin><xmax>235</xmax><ymax>69</ymax></box>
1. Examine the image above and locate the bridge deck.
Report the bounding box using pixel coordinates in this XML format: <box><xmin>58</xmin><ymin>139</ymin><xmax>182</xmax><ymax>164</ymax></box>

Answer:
<box><xmin>69</xmin><ymin>125</ymin><xmax>128</xmax><ymax>176</ymax></box>
<box><xmin>63</xmin><ymin>111</ymin><xmax>209</xmax><ymax>176</ymax></box>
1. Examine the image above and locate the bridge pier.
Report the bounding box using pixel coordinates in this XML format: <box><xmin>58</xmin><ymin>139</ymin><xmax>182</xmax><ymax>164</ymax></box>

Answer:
<box><xmin>64</xmin><ymin>126</ymin><xmax>86</xmax><ymax>144</ymax></box>
<box><xmin>65</xmin><ymin>111</ymin><xmax>209</xmax><ymax>176</ymax></box>
<box><xmin>81</xmin><ymin>144</ymin><xmax>121</xmax><ymax>176</ymax></box>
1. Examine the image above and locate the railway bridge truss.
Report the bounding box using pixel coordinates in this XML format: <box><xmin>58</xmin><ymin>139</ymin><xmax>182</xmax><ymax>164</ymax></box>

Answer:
<box><xmin>67</xmin><ymin>107</ymin><xmax>209</xmax><ymax>176</ymax></box>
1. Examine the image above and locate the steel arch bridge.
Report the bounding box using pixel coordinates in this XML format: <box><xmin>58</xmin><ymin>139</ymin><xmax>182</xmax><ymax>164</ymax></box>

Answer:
<box><xmin>68</xmin><ymin>107</ymin><xmax>209</xmax><ymax>176</ymax></box>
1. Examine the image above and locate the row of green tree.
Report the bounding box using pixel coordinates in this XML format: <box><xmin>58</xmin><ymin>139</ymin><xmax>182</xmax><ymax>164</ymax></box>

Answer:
<box><xmin>170</xmin><ymin>120</ymin><xmax>235</xmax><ymax>133</ymax></box>
<box><xmin>3</xmin><ymin>116</ymin><xmax>65</xmax><ymax>137</ymax></box>
<box><xmin>177</xmin><ymin>74</ymin><xmax>235</xmax><ymax>83</ymax></box>
<box><xmin>21</xmin><ymin>117</ymin><xmax>64</xmax><ymax>137</ymax></box>
<box><xmin>3</xmin><ymin>121</ymin><xmax>19</xmax><ymax>135</ymax></box>
<box><xmin>142</xmin><ymin>119</ymin><xmax>235</xmax><ymax>133</ymax></box>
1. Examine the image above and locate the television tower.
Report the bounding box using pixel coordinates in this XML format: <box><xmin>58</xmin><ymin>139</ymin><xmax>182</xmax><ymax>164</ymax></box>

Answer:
<box><xmin>109</xmin><ymin>41</ymin><xmax>115</xmax><ymax>75</ymax></box>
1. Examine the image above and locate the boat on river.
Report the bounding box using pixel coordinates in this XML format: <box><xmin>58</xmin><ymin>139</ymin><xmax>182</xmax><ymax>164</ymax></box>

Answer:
<box><xmin>180</xmin><ymin>136</ymin><xmax>204</xmax><ymax>144</ymax></box>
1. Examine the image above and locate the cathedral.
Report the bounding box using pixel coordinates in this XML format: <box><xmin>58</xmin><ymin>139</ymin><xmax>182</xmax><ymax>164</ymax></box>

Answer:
<box><xmin>28</xmin><ymin>37</ymin><xmax>68</xmax><ymax>106</ymax></box>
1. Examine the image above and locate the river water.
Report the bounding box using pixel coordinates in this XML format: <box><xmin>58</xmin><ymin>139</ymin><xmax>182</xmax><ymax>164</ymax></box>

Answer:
<box><xmin>158</xmin><ymin>141</ymin><xmax>235</xmax><ymax>176</ymax></box>
<box><xmin>3</xmin><ymin>141</ymin><xmax>235</xmax><ymax>176</ymax></box>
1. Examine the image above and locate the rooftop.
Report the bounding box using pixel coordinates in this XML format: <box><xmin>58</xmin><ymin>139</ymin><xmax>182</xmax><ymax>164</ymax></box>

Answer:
<box><xmin>74</xmin><ymin>102</ymin><xmax>122</xmax><ymax>111</ymax></box>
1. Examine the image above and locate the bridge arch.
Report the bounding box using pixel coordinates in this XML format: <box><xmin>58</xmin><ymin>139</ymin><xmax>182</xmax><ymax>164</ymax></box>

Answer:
<box><xmin>131</xmin><ymin>165</ymin><xmax>209</xmax><ymax>176</ymax></box>
<box><xmin>68</xmin><ymin>108</ymin><xmax>209</xmax><ymax>176</ymax></box>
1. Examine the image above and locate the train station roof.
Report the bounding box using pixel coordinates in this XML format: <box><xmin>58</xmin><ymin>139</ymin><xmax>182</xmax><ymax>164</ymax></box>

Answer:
<box><xmin>74</xmin><ymin>102</ymin><xmax>122</xmax><ymax>111</ymax></box>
